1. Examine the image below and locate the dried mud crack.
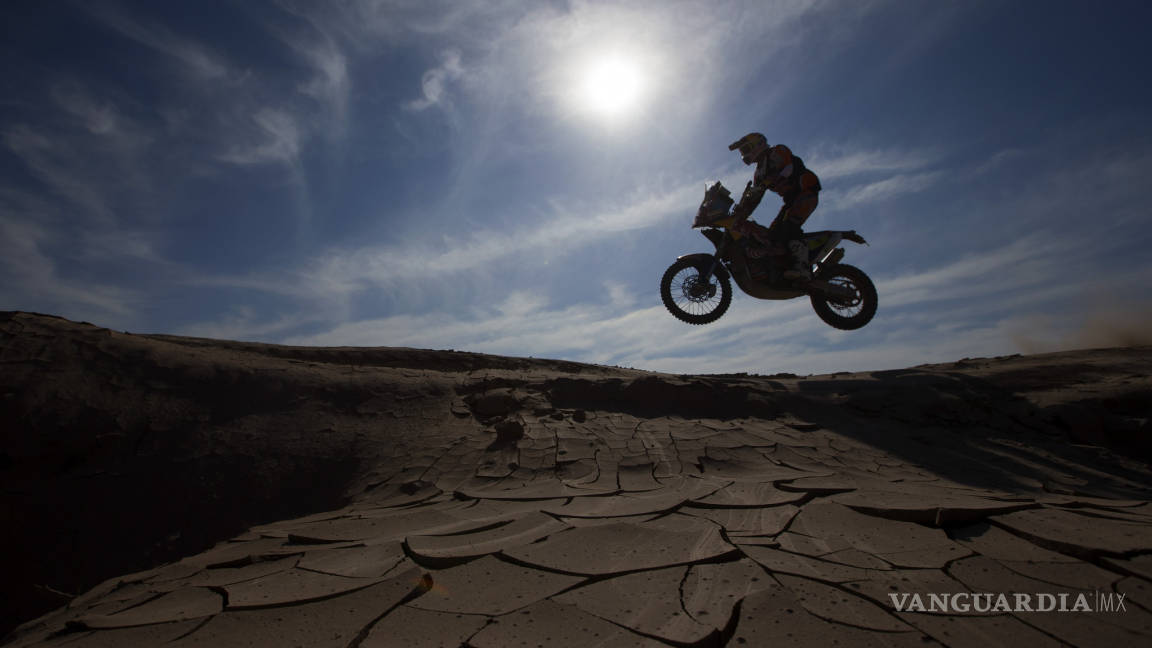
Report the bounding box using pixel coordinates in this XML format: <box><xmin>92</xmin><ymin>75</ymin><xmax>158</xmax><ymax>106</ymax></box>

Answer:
<box><xmin>2</xmin><ymin>312</ymin><xmax>1151</xmax><ymax>646</ymax></box>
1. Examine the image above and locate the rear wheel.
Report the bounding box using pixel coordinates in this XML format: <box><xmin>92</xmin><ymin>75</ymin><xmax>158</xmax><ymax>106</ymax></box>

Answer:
<box><xmin>660</xmin><ymin>258</ymin><xmax>732</xmax><ymax>325</ymax></box>
<box><xmin>810</xmin><ymin>264</ymin><xmax>877</xmax><ymax>330</ymax></box>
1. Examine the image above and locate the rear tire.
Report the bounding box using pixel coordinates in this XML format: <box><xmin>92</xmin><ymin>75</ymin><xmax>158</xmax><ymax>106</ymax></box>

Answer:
<box><xmin>660</xmin><ymin>258</ymin><xmax>732</xmax><ymax>325</ymax></box>
<box><xmin>810</xmin><ymin>264</ymin><xmax>877</xmax><ymax>330</ymax></box>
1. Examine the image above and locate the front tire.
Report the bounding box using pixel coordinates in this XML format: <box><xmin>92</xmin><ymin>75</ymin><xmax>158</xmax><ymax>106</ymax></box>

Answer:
<box><xmin>810</xmin><ymin>264</ymin><xmax>877</xmax><ymax>330</ymax></box>
<box><xmin>660</xmin><ymin>257</ymin><xmax>732</xmax><ymax>325</ymax></box>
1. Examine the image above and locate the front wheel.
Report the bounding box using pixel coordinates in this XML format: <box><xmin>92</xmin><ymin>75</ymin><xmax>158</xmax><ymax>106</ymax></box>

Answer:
<box><xmin>810</xmin><ymin>264</ymin><xmax>877</xmax><ymax>330</ymax></box>
<box><xmin>660</xmin><ymin>257</ymin><xmax>732</xmax><ymax>325</ymax></box>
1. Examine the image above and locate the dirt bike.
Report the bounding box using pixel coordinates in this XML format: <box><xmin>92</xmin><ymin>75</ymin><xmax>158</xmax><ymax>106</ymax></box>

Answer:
<box><xmin>660</xmin><ymin>181</ymin><xmax>878</xmax><ymax>330</ymax></box>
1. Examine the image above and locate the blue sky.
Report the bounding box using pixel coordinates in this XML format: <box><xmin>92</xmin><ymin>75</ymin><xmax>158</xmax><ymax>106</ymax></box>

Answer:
<box><xmin>3</xmin><ymin>0</ymin><xmax>1152</xmax><ymax>374</ymax></box>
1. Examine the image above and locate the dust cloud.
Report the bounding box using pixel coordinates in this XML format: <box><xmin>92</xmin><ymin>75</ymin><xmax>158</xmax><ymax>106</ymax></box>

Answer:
<box><xmin>1012</xmin><ymin>302</ymin><xmax>1152</xmax><ymax>354</ymax></box>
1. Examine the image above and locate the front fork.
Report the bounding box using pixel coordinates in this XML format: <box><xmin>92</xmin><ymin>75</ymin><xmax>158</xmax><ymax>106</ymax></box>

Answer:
<box><xmin>697</xmin><ymin>236</ymin><xmax>728</xmax><ymax>283</ymax></box>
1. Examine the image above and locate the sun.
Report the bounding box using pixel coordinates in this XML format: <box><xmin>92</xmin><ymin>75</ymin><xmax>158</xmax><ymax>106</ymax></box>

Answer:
<box><xmin>578</xmin><ymin>54</ymin><xmax>645</xmax><ymax>119</ymax></box>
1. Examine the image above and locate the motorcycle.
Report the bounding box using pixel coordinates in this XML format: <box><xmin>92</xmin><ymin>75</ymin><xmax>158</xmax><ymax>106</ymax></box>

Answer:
<box><xmin>660</xmin><ymin>181</ymin><xmax>878</xmax><ymax>330</ymax></box>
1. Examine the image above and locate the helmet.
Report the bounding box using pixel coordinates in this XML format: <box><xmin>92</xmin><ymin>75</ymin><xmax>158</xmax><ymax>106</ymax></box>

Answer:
<box><xmin>728</xmin><ymin>132</ymin><xmax>768</xmax><ymax>165</ymax></box>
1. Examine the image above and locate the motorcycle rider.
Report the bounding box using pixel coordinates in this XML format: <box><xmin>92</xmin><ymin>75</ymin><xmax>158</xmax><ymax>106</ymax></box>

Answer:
<box><xmin>727</xmin><ymin>133</ymin><xmax>822</xmax><ymax>281</ymax></box>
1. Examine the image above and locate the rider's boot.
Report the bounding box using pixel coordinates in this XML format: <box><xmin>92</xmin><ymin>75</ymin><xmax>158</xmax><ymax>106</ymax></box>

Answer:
<box><xmin>783</xmin><ymin>240</ymin><xmax>811</xmax><ymax>282</ymax></box>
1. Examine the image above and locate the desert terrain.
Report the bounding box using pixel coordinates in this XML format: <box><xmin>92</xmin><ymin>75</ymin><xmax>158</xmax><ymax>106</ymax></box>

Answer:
<box><xmin>2</xmin><ymin>310</ymin><xmax>1150</xmax><ymax>647</ymax></box>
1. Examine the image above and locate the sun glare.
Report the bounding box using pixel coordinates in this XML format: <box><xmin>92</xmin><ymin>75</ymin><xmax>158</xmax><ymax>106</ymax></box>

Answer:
<box><xmin>579</xmin><ymin>54</ymin><xmax>645</xmax><ymax>119</ymax></box>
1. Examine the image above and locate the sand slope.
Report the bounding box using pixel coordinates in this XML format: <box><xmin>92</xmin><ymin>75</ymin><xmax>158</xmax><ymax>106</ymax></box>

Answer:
<box><xmin>2</xmin><ymin>311</ymin><xmax>1150</xmax><ymax>646</ymax></box>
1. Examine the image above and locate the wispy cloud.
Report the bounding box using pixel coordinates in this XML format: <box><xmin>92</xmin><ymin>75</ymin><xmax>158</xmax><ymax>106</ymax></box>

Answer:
<box><xmin>260</xmin><ymin>7</ymin><xmax>352</xmax><ymax>135</ymax></box>
<box><xmin>82</xmin><ymin>3</ymin><xmax>352</xmax><ymax>171</ymax></box>
<box><xmin>276</xmin><ymin>284</ymin><xmax>712</xmax><ymax>366</ymax></box>
<box><xmin>0</xmin><ymin>214</ymin><xmax>138</xmax><ymax>321</ymax></box>
<box><xmin>824</xmin><ymin>170</ymin><xmax>945</xmax><ymax>212</ymax></box>
<box><xmin>2</xmin><ymin>124</ymin><xmax>118</xmax><ymax>222</ymax></box>
<box><xmin>807</xmin><ymin>147</ymin><xmax>939</xmax><ymax>181</ymax></box>
<box><xmin>405</xmin><ymin>50</ymin><xmax>465</xmax><ymax>111</ymax></box>
<box><xmin>297</xmin><ymin>38</ymin><xmax>350</xmax><ymax>129</ymax></box>
<box><xmin>189</xmin><ymin>175</ymin><xmax>704</xmax><ymax>303</ymax></box>
<box><xmin>872</xmin><ymin>227</ymin><xmax>1152</xmax><ymax>315</ymax></box>
<box><xmin>50</xmin><ymin>83</ymin><xmax>120</xmax><ymax>136</ymax></box>
<box><xmin>219</xmin><ymin>109</ymin><xmax>303</xmax><ymax>165</ymax></box>
<box><xmin>85</xmin><ymin>4</ymin><xmax>232</xmax><ymax>80</ymax></box>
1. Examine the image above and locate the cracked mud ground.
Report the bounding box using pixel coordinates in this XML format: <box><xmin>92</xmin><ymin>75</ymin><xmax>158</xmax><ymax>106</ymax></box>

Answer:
<box><xmin>3</xmin><ymin>312</ymin><xmax>1152</xmax><ymax>647</ymax></box>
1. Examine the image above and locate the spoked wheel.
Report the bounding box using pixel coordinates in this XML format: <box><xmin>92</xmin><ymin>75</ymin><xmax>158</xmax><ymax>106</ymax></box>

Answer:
<box><xmin>810</xmin><ymin>263</ymin><xmax>877</xmax><ymax>330</ymax></box>
<box><xmin>660</xmin><ymin>257</ymin><xmax>732</xmax><ymax>325</ymax></box>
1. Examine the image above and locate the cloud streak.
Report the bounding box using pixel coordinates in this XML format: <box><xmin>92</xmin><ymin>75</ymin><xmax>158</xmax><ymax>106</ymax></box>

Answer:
<box><xmin>190</xmin><ymin>175</ymin><xmax>704</xmax><ymax>303</ymax></box>
<box><xmin>219</xmin><ymin>109</ymin><xmax>303</xmax><ymax>165</ymax></box>
<box><xmin>0</xmin><ymin>215</ymin><xmax>138</xmax><ymax>321</ymax></box>
<box><xmin>807</xmin><ymin>147</ymin><xmax>940</xmax><ymax>181</ymax></box>
<box><xmin>85</xmin><ymin>4</ymin><xmax>232</xmax><ymax>80</ymax></box>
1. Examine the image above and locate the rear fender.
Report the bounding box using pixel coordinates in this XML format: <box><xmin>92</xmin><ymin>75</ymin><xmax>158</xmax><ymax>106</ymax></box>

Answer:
<box><xmin>809</xmin><ymin>232</ymin><xmax>843</xmax><ymax>264</ymax></box>
<box><xmin>805</xmin><ymin>230</ymin><xmax>867</xmax><ymax>265</ymax></box>
<box><xmin>842</xmin><ymin>230</ymin><xmax>868</xmax><ymax>245</ymax></box>
<box><xmin>676</xmin><ymin>253</ymin><xmax>730</xmax><ymax>281</ymax></box>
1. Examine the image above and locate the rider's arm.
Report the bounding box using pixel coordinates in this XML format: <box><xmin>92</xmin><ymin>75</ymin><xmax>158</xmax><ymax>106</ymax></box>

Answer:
<box><xmin>731</xmin><ymin>180</ymin><xmax>766</xmax><ymax>226</ymax></box>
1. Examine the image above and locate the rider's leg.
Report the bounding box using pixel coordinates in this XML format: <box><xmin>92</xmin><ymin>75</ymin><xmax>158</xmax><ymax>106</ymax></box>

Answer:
<box><xmin>784</xmin><ymin>240</ymin><xmax>811</xmax><ymax>280</ymax></box>
<box><xmin>758</xmin><ymin>187</ymin><xmax>820</xmax><ymax>281</ymax></box>
<box><xmin>777</xmin><ymin>191</ymin><xmax>819</xmax><ymax>280</ymax></box>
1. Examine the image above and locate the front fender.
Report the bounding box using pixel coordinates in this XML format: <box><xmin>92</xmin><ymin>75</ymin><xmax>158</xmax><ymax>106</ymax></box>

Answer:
<box><xmin>676</xmin><ymin>253</ymin><xmax>730</xmax><ymax>280</ymax></box>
